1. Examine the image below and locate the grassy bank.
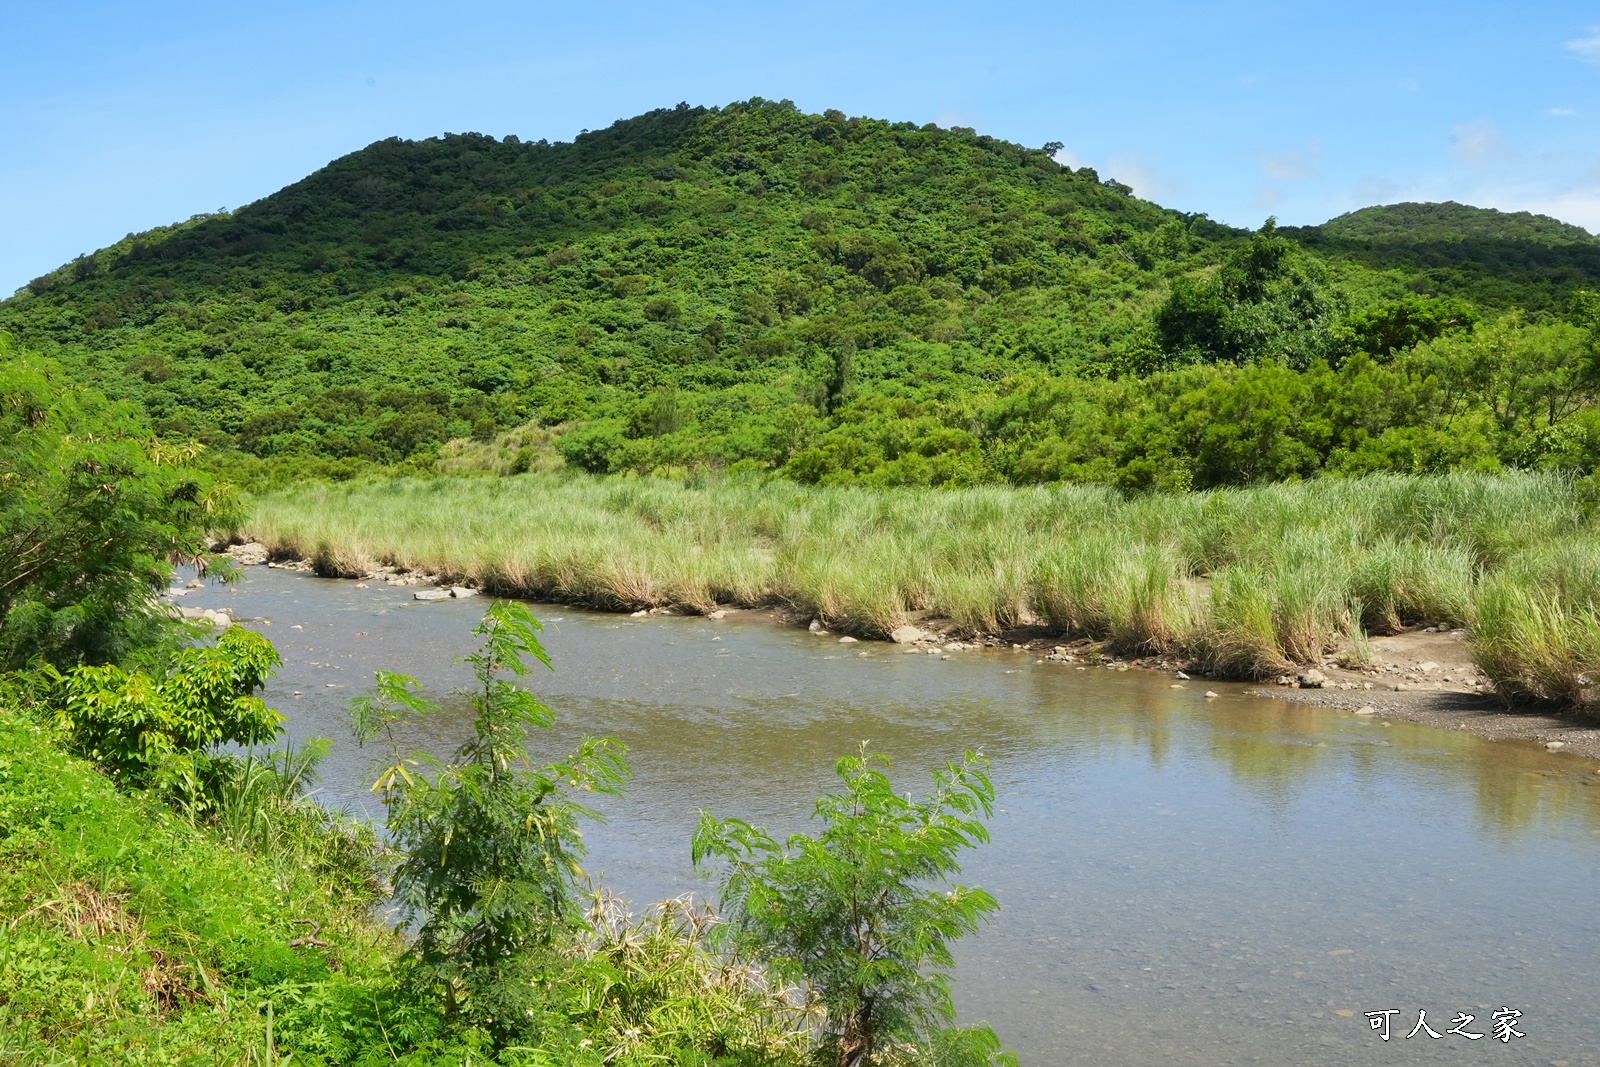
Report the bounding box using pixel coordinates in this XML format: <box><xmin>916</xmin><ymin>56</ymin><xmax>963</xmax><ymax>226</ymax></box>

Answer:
<box><xmin>0</xmin><ymin>709</ymin><xmax>822</xmax><ymax>1065</ymax></box>
<box><xmin>0</xmin><ymin>714</ymin><xmax>394</xmax><ymax>1063</ymax></box>
<box><xmin>245</xmin><ymin>471</ymin><xmax>1600</xmax><ymax>702</ymax></box>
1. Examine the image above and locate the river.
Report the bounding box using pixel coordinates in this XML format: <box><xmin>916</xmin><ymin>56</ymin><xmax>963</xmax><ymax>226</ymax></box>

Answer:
<box><xmin>178</xmin><ymin>567</ymin><xmax>1600</xmax><ymax>1065</ymax></box>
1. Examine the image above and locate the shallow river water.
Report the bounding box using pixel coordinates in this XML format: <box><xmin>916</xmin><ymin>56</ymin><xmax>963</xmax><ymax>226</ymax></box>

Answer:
<box><xmin>183</xmin><ymin>568</ymin><xmax>1600</xmax><ymax>1066</ymax></box>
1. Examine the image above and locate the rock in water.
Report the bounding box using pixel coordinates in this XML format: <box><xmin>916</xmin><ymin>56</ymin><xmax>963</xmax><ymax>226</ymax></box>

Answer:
<box><xmin>450</xmin><ymin>587</ymin><xmax>478</xmax><ymax>598</ymax></box>
<box><xmin>838</xmin><ymin>636</ymin><xmax>859</xmax><ymax>644</ymax></box>
<box><xmin>808</xmin><ymin>618</ymin><xmax>825</xmax><ymax>633</ymax></box>
<box><xmin>889</xmin><ymin>625</ymin><xmax>926</xmax><ymax>644</ymax></box>
<box><xmin>1354</xmin><ymin>706</ymin><xmax>1378</xmax><ymax>716</ymax></box>
<box><xmin>414</xmin><ymin>589</ymin><xmax>451</xmax><ymax>602</ymax></box>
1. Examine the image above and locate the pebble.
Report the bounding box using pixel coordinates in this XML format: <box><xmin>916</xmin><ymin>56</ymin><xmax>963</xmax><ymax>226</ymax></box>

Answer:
<box><xmin>1546</xmin><ymin>741</ymin><xmax>1567</xmax><ymax>751</ymax></box>
<box><xmin>1354</xmin><ymin>706</ymin><xmax>1378</xmax><ymax>716</ymax></box>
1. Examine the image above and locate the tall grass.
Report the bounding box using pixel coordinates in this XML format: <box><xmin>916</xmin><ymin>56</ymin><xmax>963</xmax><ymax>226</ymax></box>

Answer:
<box><xmin>245</xmin><ymin>471</ymin><xmax>1600</xmax><ymax>701</ymax></box>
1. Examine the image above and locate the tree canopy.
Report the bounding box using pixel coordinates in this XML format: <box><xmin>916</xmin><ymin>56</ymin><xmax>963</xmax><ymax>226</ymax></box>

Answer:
<box><xmin>3</xmin><ymin>100</ymin><xmax>1599</xmax><ymax>491</ymax></box>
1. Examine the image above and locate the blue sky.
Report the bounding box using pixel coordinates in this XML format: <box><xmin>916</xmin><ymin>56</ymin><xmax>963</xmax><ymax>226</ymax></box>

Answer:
<box><xmin>4</xmin><ymin>1</ymin><xmax>1599</xmax><ymax>293</ymax></box>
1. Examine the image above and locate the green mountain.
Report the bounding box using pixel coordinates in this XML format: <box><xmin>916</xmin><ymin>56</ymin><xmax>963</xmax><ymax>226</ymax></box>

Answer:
<box><xmin>1281</xmin><ymin>201</ymin><xmax>1600</xmax><ymax>309</ymax></box>
<box><xmin>3</xmin><ymin>99</ymin><xmax>1598</xmax><ymax>489</ymax></box>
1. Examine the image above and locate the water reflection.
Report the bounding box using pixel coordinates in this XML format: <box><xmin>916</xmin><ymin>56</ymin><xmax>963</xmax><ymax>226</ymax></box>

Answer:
<box><xmin>182</xmin><ymin>569</ymin><xmax>1600</xmax><ymax>1067</ymax></box>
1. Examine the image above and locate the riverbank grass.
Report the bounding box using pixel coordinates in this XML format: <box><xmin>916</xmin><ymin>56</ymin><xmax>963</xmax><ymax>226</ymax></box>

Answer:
<box><xmin>246</xmin><ymin>471</ymin><xmax>1600</xmax><ymax>702</ymax></box>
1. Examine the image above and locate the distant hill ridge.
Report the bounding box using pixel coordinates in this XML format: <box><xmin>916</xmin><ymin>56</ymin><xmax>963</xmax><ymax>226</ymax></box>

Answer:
<box><xmin>1296</xmin><ymin>201</ymin><xmax>1598</xmax><ymax>244</ymax></box>
<box><xmin>1280</xmin><ymin>202</ymin><xmax>1600</xmax><ymax>308</ymax></box>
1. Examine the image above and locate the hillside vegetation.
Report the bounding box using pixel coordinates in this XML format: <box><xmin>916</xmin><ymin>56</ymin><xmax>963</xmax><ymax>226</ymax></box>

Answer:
<box><xmin>4</xmin><ymin>99</ymin><xmax>1599</xmax><ymax>490</ymax></box>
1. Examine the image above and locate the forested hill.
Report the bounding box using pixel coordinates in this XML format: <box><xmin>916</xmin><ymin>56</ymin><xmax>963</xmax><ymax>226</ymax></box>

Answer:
<box><xmin>1281</xmin><ymin>202</ymin><xmax>1600</xmax><ymax>310</ymax></box>
<box><xmin>4</xmin><ymin>98</ymin><xmax>1600</xmax><ymax>490</ymax></box>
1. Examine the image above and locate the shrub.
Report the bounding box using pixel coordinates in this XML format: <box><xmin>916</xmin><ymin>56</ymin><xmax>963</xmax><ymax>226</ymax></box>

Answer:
<box><xmin>693</xmin><ymin>747</ymin><xmax>1014</xmax><ymax>1067</ymax></box>
<box><xmin>351</xmin><ymin>601</ymin><xmax>631</xmax><ymax>1042</ymax></box>
<box><xmin>54</xmin><ymin>626</ymin><xmax>282</xmax><ymax>783</ymax></box>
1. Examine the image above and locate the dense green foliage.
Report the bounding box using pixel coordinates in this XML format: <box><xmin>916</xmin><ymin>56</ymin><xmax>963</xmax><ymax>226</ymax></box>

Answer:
<box><xmin>1283</xmin><ymin>202</ymin><xmax>1600</xmax><ymax>310</ymax></box>
<box><xmin>694</xmin><ymin>749</ymin><xmax>1010</xmax><ymax>1067</ymax></box>
<box><xmin>54</xmin><ymin>625</ymin><xmax>283</xmax><ymax>784</ymax></box>
<box><xmin>0</xmin><ymin>337</ymin><xmax>239</xmax><ymax>670</ymax></box>
<box><xmin>0</xmin><ymin>713</ymin><xmax>388</xmax><ymax>1064</ymax></box>
<box><xmin>5</xmin><ymin>100</ymin><xmax>1599</xmax><ymax>490</ymax></box>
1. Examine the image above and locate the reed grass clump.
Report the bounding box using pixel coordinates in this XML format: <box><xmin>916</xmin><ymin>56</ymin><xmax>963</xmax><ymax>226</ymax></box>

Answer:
<box><xmin>1471</xmin><ymin>539</ymin><xmax>1600</xmax><ymax>704</ymax></box>
<box><xmin>245</xmin><ymin>470</ymin><xmax>1600</xmax><ymax>699</ymax></box>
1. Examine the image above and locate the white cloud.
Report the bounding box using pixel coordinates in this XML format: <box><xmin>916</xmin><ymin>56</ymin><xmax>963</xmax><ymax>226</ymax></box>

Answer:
<box><xmin>933</xmin><ymin>109</ymin><xmax>982</xmax><ymax>130</ymax></box>
<box><xmin>1051</xmin><ymin>146</ymin><xmax>1084</xmax><ymax>169</ymax></box>
<box><xmin>1261</xmin><ymin>141</ymin><xmax>1321</xmax><ymax>182</ymax></box>
<box><xmin>1353</xmin><ymin>173</ymin><xmax>1403</xmax><ymax>203</ymax></box>
<box><xmin>1106</xmin><ymin>153</ymin><xmax>1179</xmax><ymax>198</ymax></box>
<box><xmin>1549</xmin><ymin>106</ymin><xmax>1579</xmax><ymax>117</ymax></box>
<box><xmin>1565</xmin><ymin>27</ymin><xmax>1600</xmax><ymax>63</ymax></box>
<box><xmin>1451</xmin><ymin>120</ymin><xmax>1512</xmax><ymax>167</ymax></box>
<box><xmin>1253</xmin><ymin>185</ymin><xmax>1282</xmax><ymax>210</ymax></box>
